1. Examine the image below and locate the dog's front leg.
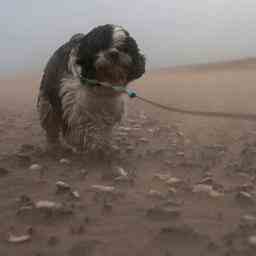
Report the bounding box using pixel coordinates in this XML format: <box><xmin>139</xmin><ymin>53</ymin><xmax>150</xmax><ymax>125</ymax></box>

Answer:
<box><xmin>37</xmin><ymin>94</ymin><xmax>62</xmax><ymax>151</ymax></box>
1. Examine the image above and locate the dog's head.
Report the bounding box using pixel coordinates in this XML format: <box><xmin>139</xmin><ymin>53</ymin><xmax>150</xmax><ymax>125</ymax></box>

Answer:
<box><xmin>76</xmin><ymin>24</ymin><xmax>145</xmax><ymax>86</ymax></box>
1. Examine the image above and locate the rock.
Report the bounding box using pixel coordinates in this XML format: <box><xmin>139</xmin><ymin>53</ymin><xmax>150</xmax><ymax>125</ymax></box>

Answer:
<box><xmin>241</xmin><ymin>214</ymin><xmax>256</xmax><ymax>225</ymax></box>
<box><xmin>80</xmin><ymin>169</ymin><xmax>89</xmax><ymax>178</ymax></box>
<box><xmin>29</xmin><ymin>164</ymin><xmax>42</xmax><ymax>171</ymax></box>
<box><xmin>7</xmin><ymin>233</ymin><xmax>31</xmax><ymax>243</ymax></box>
<box><xmin>56</xmin><ymin>181</ymin><xmax>71</xmax><ymax>192</ymax></box>
<box><xmin>193</xmin><ymin>184</ymin><xmax>223</xmax><ymax>197</ymax></box>
<box><xmin>236</xmin><ymin>191</ymin><xmax>254</xmax><ymax>205</ymax></box>
<box><xmin>59</xmin><ymin>158</ymin><xmax>71</xmax><ymax>165</ymax></box>
<box><xmin>166</xmin><ymin>177</ymin><xmax>182</xmax><ymax>185</ymax></box>
<box><xmin>248</xmin><ymin>235</ymin><xmax>256</xmax><ymax>247</ymax></box>
<box><xmin>168</xmin><ymin>187</ymin><xmax>177</xmax><ymax>195</ymax></box>
<box><xmin>198</xmin><ymin>177</ymin><xmax>213</xmax><ymax>185</ymax></box>
<box><xmin>35</xmin><ymin>200</ymin><xmax>73</xmax><ymax>215</ymax></box>
<box><xmin>116</xmin><ymin>167</ymin><xmax>128</xmax><ymax>177</ymax></box>
<box><xmin>154</xmin><ymin>173</ymin><xmax>172</xmax><ymax>181</ymax></box>
<box><xmin>139</xmin><ymin>138</ymin><xmax>149</xmax><ymax>143</ymax></box>
<box><xmin>177</xmin><ymin>131</ymin><xmax>184</xmax><ymax>137</ymax></box>
<box><xmin>71</xmin><ymin>190</ymin><xmax>80</xmax><ymax>199</ymax></box>
<box><xmin>148</xmin><ymin>190</ymin><xmax>166</xmax><ymax>199</ymax></box>
<box><xmin>118</xmin><ymin>126</ymin><xmax>132</xmax><ymax>132</ymax></box>
<box><xmin>35</xmin><ymin>200</ymin><xmax>62</xmax><ymax>210</ymax></box>
<box><xmin>176</xmin><ymin>152</ymin><xmax>185</xmax><ymax>157</ymax></box>
<box><xmin>0</xmin><ymin>167</ymin><xmax>9</xmax><ymax>177</ymax></box>
<box><xmin>91</xmin><ymin>185</ymin><xmax>115</xmax><ymax>193</ymax></box>
<box><xmin>114</xmin><ymin>176</ymin><xmax>131</xmax><ymax>183</ymax></box>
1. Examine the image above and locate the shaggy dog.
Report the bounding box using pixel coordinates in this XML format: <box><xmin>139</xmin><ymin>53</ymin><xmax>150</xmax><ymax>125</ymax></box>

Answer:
<box><xmin>37</xmin><ymin>24</ymin><xmax>145</xmax><ymax>153</ymax></box>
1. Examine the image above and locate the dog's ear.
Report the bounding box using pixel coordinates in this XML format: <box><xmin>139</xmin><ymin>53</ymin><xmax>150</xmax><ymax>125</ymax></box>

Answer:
<box><xmin>128</xmin><ymin>53</ymin><xmax>146</xmax><ymax>82</ymax></box>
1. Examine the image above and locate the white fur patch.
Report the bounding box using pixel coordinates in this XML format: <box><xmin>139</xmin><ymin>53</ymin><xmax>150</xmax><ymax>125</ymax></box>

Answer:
<box><xmin>113</xmin><ymin>26</ymin><xmax>126</xmax><ymax>46</ymax></box>
<box><xmin>68</xmin><ymin>48</ymin><xmax>81</xmax><ymax>78</ymax></box>
<box><xmin>59</xmin><ymin>76</ymin><xmax>124</xmax><ymax>150</ymax></box>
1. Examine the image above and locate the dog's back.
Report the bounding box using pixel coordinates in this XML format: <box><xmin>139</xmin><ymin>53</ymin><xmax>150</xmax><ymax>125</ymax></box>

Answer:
<box><xmin>38</xmin><ymin>34</ymin><xmax>84</xmax><ymax>113</ymax></box>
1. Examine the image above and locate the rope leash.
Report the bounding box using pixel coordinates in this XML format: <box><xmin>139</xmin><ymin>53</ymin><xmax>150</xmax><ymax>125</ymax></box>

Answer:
<box><xmin>81</xmin><ymin>77</ymin><xmax>256</xmax><ymax>121</ymax></box>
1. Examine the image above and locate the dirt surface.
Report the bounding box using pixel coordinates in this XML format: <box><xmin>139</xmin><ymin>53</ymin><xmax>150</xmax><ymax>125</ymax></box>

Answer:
<box><xmin>1</xmin><ymin>60</ymin><xmax>256</xmax><ymax>255</ymax></box>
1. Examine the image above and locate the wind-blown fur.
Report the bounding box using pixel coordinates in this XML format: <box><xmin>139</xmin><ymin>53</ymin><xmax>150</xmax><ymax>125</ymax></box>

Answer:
<box><xmin>37</xmin><ymin>24</ymin><xmax>145</xmax><ymax>152</ymax></box>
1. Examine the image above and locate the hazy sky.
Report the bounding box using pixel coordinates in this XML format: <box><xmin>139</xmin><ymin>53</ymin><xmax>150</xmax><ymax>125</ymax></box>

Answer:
<box><xmin>1</xmin><ymin>0</ymin><xmax>256</xmax><ymax>74</ymax></box>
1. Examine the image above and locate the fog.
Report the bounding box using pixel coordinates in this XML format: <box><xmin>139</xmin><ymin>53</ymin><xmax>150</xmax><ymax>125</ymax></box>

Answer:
<box><xmin>1</xmin><ymin>0</ymin><xmax>256</xmax><ymax>74</ymax></box>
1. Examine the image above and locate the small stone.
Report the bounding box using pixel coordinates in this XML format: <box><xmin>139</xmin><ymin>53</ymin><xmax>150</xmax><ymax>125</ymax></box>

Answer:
<box><xmin>236</xmin><ymin>191</ymin><xmax>254</xmax><ymax>205</ymax></box>
<box><xmin>193</xmin><ymin>184</ymin><xmax>223</xmax><ymax>197</ymax></box>
<box><xmin>166</xmin><ymin>177</ymin><xmax>182</xmax><ymax>185</ymax></box>
<box><xmin>35</xmin><ymin>200</ymin><xmax>62</xmax><ymax>210</ymax></box>
<box><xmin>176</xmin><ymin>152</ymin><xmax>185</xmax><ymax>157</ymax></box>
<box><xmin>56</xmin><ymin>181</ymin><xmax>71</xmax><ymax>192</ymax></box>
<box><xmin>241</xmin><ymin>214</ymin><xmax>256</xmax><ymax>224</ymax></box>
<box><xmin>248</xmin><ymin>235</ymin><xmax>256</xmax><ymax>247</ymax></box>
<box><xmin>80</xmin><ymin>169</ymin><xmax>89</xmax><ymax>178</ymax></box>
<box><xmin>168</xmin><ymin>187</ymin><xmax>177</xmax><ymax>195</ymax></box>
<box><xmin>116</xmin><ymin>167</ymin><xmax>128</xmax><ymax>177</ymax></box>
<box><xmin>199</xmin><ymin>177</ymin><xmax>213</xmax><ymax>185</ymax></box>
<box><xmin>29</xmin><ymin>164</ymin><xmax>42</xmax><ymax>171</ymax></box>
<box><xmin>177</xmin><ymin>131</ymin><xmax>184</xmax><ymax>137</ymax></box>
<box><xmin>126</xmin><ymin>146</ymin><xmax>134</xmax><ymax>153</ymax></box>
<box><xmin>7</xmin><ymin>233</ymin><xmax>31</xmax><ymax>243</ymax></box>
<box><xmin>193</xmin><ymin>184</ymin><xmax>213</xmax><ymax>193</ymax></box>
<box><xmin>114</xmin><ymin>175</ymin><xmax>131</xmax><ymax>182</ymax></box>
<box><xmin>154</xmin><ymin>173</ymin><xmax>172</xmax><ymax>181</ymax></box>
<box><xmin>71</xmin><ymin>190</ymin><xmax>80</xmax><ymax>199</ymax></box>
<box><xmin>148</xmin><ymin>190</ymin><xmax>166</xmax><ymax>199</ymax></box>
<box><xmin>59</xmin><ymin>158</ymin><xmax>71</xmax><ymax>165</ymax></box>
<box><xmin>139</xmin><ymin>138</ymin><xmax>149</xmax><ymax>143</ymax></box>
<box><xmin>91</xmin><ymin>185</ymin><xmax>115</xmax><ymax>193</ymax></box>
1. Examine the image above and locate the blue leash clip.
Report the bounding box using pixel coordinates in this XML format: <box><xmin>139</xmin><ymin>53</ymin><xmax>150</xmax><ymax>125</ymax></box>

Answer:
<box><xmin>126</xmin><ymin>89</ymin><xmax>137</xmax><ymax>98</ymax></box>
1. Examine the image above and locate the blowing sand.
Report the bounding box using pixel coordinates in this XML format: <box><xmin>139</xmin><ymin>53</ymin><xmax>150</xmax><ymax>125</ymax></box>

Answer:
<box><xmin>1</xmin><ymin>59</ymin><xmax>256</xmax><ymax>255</ymax></box>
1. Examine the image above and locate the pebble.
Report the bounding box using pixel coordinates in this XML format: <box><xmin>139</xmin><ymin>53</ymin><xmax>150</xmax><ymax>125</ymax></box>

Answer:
<box><xmin>116</xmin><ymin>167</ymin><xmax>128</xmax><ymax>177</ymax></box>
<box><xmin>118</xmin><ymin>126</ymin><xmax>132</xmax><ymax>131</ymax></box>
<box><xmin>199</xmin><ymin>177</ymin><xmax>213</xmax><ymax>185</ymax></box>
<box><xmin>139</xmin><ymin>138</ymin><xmax>149</xmax><ymax>143</ymax></box>
<box><xmin>148</xmin><ymin>190</ymin><xmax>166</xmax><ymax>199</ymax></box>
<box><xmin>168</xmin><ymin>187</ymin><xmax>177</xmax><ymax>195</ymax></box>
<box><xmin>59</xmin><ymin>158</ymin><xmax>71</xmax><ymax>165</ymax></box>
<box><xmin>193</xmin><ymin>184</ymin><xmax>223</xmax><ymax>197</ymax></box>
<box><xmin>241</xmin><ymin>214</ymin><xmax>256</xmax><ymax>225</ymax></box>
<box><xmin>91</xmin><ymin>185</ymin><xmax>115</xmax><ymax>193</ymax></box>
<box><xmin>248</xmin><ymin>235</ymin><xmax>256</xmax><ymax>247</ymax></box>
<box><xmin>71</xmin><ymin>190</ymin><xmax>80</xmax><ymax>199</ymax></box>
<box><xmin>236</xmin><ymin>191</ymin><xmax>254</xmax><ymax>205</ymax></box>
<box><xmin>56</xmin><ymin>181</ymin><xmax>71</xmax><ymax>192</ymax></box>
<box><xmin>166</xmin><ymin>177</ymin><xmax>182</xmax><ymax>185</ymax></box>
<box><xmin>154</xmin><ymin>173</ymin><xmax>172</xmax><ymax>181</ymax></box>
<box><xmin>7</xmin><ymin>233</ymin><xmax>31</xmax><ymax>243</ymax></box>
<box><xmin>80</xmin><ymin>169</ymin><xmax>88</xmax><ymax>178</ymax></box>
<box><xmin>35</xmin><ymin>200</ymin><xmax>62</xmax><ymax>210</ymax></box>
<box><xmin>176</xmin><ymin>152</ymin><xmax>185</xmax><ymax>157</ymax></box>
<box><xmin>29</xmin><ymin>164</ymin><xmax>42</xmax><ymax>171</ymax></box>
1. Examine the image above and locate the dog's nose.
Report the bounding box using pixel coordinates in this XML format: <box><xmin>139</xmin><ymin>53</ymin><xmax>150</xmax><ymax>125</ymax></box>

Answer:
<box><xmin>109</xmin><ymin>49</ymin><xmax>119</xmax><ymax>61</ymax></box>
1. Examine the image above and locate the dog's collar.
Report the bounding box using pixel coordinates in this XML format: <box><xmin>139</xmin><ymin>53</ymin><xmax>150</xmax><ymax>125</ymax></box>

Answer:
<box><xmin>79</xmin><ymin>76</ymin><xmax>137</xmax><ymax>98</ymax></box>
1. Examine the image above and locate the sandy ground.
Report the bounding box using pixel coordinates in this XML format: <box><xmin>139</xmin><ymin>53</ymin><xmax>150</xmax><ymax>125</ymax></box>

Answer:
<box><xmin>1</xmin><ymin>60</ymin><xmax>256</xmax><ymax>255</ymax></box>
